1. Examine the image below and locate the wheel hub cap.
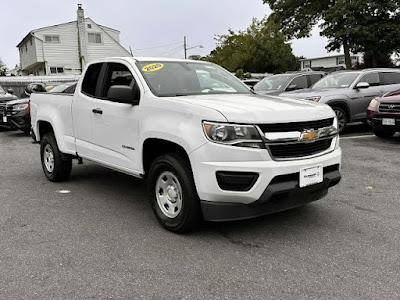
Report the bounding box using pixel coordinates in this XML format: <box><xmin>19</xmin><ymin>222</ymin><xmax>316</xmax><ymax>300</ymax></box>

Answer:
<box><xmin>155</xmin><ymin>171</ymin><xmax>183</xmax><ymax>218</ymax></box>
<box><xmin>43</xmin><ymin>144</ymin><xmax>55</xmax><ymax>173</ymax></box>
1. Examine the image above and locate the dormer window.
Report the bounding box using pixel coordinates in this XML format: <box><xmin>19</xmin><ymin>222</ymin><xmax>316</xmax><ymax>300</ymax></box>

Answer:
<box><xmin>88</xmin><ymin>32</ymin><xmax>102</xmax><ymax>44</ymax></box>
<box><xmin>45</xmin><ymin>35</ymin><xmax>60</xmax><ymax>43</ymax></box>
<box><xmin>87</xmin><ymin>24</ymin><xmax>92</xmax><ymax>29</ymax></box>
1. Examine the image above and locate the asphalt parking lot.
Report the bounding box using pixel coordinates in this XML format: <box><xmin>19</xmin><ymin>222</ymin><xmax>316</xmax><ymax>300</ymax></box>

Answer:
<box><xmin>0</xmin><ymin>125</ymin><xmax>399</xmax><ymax>299</ymax></box>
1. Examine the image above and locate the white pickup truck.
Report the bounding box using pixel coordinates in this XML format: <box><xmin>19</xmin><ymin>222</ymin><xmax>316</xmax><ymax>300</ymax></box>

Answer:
<box><xmin>30</xmin><ymin>57</ymin><xmax>342</xmax><ymax>233</ymax></box>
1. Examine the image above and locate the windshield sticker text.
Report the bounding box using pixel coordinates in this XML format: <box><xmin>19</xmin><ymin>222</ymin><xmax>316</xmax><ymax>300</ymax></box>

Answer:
<box><xmin>142</xmin><ymin>63</ymin><xmax>164</xmax><ymax>72</ymax></box>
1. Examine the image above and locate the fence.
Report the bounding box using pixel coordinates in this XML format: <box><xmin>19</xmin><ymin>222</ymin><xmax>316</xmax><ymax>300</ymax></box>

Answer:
<box><xmin>0</xmin><ymin>75</ymin><xmax>80</xmax><ymax>97</ymax></box>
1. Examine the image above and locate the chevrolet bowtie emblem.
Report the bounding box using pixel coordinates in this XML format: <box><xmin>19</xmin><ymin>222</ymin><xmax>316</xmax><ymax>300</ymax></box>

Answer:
<box><xmin>300</xmin><ymin>129</ymin><xmax>319</xmax><ymax>142</ymax></box>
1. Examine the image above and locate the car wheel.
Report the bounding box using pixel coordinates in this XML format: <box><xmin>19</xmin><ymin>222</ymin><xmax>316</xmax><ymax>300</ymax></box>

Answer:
<box><xmin>40</xmin><ymin>133</ymin><xmax>72</xmax><ymax>182</ymax></box>
<box><xmin>148</xmin><ymin>153</ymin><xmax>202</xmax><ymax>233</ymax></box>
<box><xmin>373</xmin><ymin>129</ymin><xmax>396</xmax><ymax>139</ymax></box>
<box><xmin>332</xmin><ymin>107</ymin><xmax>347</xmax><ymax>134</ymax></box>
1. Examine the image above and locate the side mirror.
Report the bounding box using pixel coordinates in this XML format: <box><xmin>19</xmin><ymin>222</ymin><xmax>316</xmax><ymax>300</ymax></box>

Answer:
<box><xmin>7</xmin><ymin>88</ymin><xmax>14</xmax><ymax>94</ymax></box>
<box><xmin>108</xmin><ymin>84</ymin><xmax>141</xmax><ymax>105</ymax></box>
<box><xmin>286</xmin><ymin>84</ymin><xmax>298</xmax><ymax>91</ymax></box>
<box><xmin>355</xmin><ymin>82</ymin><xmax>370</xmax><ymax>89</ymax></box>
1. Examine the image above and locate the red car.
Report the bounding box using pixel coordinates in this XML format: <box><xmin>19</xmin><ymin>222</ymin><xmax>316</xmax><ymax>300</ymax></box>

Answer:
<box><xmin>367</xmin><ymin>90</ymin><xmax>400</xmax><ymax>138</ymax></box>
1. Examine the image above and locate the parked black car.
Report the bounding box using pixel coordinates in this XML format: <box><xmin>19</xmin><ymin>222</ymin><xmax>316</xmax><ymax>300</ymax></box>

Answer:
<box><xmin>1</xmin><ymin>82</ymin><xmax>76</xmax><ymax>134</ymax></box>
<box><xmin>0</xmin><ymin>85</ymin><xmax>18</xmax><ymax>131</ymax></box>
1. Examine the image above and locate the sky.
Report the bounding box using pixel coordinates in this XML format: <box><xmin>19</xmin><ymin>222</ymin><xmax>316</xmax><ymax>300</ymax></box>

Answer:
<box><xmin>0</xmin><ymin>0</ymin><xmax>333</xmax><ymax>69</ymax></box>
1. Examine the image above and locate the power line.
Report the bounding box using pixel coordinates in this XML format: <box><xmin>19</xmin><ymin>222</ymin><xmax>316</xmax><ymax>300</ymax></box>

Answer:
<box><xmin>133</xmin><ymin>41</ymin><xmax>182</xmax><ymax>51</ymax></box>
<box><xmin>159</xmin><ymin>45</ymin><xmax>183</xmax><ymax>57</ymax></box>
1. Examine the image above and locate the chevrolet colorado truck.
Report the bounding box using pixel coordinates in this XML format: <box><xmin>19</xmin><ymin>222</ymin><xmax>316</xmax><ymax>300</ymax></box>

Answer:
<box><xmin>30</xmin><ymin>57</ymin><xmax>342</xmax><ymax>233</ymax></box>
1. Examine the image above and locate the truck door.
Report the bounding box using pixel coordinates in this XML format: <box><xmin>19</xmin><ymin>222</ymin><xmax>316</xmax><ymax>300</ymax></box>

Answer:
<box><xmin>90</xmin><ymin>62</ymin><xmax>141</xmax><ymax>172</ymax></box>
<box><xmin>72</xmin><ymin>63</ymin><xmax>104</xmax><ymax>157</ymax></box>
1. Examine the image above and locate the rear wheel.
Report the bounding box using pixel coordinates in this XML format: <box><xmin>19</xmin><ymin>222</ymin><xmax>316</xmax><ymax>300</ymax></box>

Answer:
<box><xmin>332</xmin><ymin>107</ymin><xmax>347</xmax><ymax>134</ymax></box>
<box><xmin>147</xmin><ymin>153</ymin><xmax>201</xmax><ymax>233</ymax></box>
<box><xmin>40</xmin><ymin>133</ymin><xmax>72</xmax><ymax>182</ymax></box>
<box><xmin>373</xmin><ymin>128</ymin><xmax>396</xmax><ymax>139</ymax></box>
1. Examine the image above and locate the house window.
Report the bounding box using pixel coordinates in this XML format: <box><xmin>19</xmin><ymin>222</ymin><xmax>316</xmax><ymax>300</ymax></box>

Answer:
<box><xmin>50</xmin><ymin>67</ymin><xmax>64</xmax><ymax>74</ymax></box>
<box><xmin>87</xmin><ymin>24</ymin><xmax>92</xmax><ymax>29</ymax></box>
<box><xmin>303</xmin><ymin>61</ymin><xmax>311</xmax><ymax>68</ymax></box>
<box><xmin>337</xmin><ymin>56</ymin><xmax>345</xmax><ymax>65</ymax></box>
<box><xmin>25</xmin><ymin>44</ymin><xmax>28</xmax><ymax>52</ymax></box>
<box><xmin>88</xmin><ymin>32</ymin><xmax>102</xmax><ymax>44</ymax></box>
<box><xmin>45</xmin><ymin>35</ymin><xmax>60</xmax><ymax>43</ymax></box>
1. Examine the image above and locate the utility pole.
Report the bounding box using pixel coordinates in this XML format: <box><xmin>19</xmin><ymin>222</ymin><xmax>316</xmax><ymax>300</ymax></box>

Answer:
<box><xmin>184</xmin><ymin>36</ymin><xmax>187</xmax><ymax>59</ymax></box>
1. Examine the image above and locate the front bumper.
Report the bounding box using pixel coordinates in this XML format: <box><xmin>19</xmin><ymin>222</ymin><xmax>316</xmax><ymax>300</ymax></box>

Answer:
<box><xmin>201</xmin><ymin>165</ymin><xmax>341</xmax><ymax>221</ymax></box>
<box><xmin>0</xmin><ymin>111</ymin><xmax>30</xmax><ymax>132</ymax></box>
<box><xmin>367</xmin><ymin>116</ymin><xmax>400</xmax><ymax>130</ymax></box>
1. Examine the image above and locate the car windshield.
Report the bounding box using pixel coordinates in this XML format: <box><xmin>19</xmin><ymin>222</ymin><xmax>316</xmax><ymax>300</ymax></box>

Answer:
<box><xmin>253</xmin><ymin>75</ymin><xmax>292</xmax><ymax>91</ymax></box>
<box><xmin>312</xmin><ymin>72</ymin><xmax>360</xmax><ymax>89</ymax></box>
<box><xmin>137</xmin><ymin>61</ymin><xmax>250</xmax><ymax>97</ymax></box>
<box><xmin>48</xmin><ymin>84</ymin><xmax>72</xmax><ymax>93</ymax></box>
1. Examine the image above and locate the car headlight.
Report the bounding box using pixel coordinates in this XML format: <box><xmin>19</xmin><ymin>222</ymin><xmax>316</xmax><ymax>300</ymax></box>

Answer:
<box><xmin>12</xmin><ymin>104</ymin><xmax>29</xmax><ymax>111</ymax></box>
<box><xmin>369</xmin><ymin>98</ymin><xmax>379</xmax><ymax>109</ymax></box>
<box><xmin>203</xmin><ymin>122</ymin><xmax>263</xmax><ymax>149</ymax></box>
<box><xmin>305</xmin><ymin>96</ymin><xmax>321</xmax><ymax>102</ymax></box>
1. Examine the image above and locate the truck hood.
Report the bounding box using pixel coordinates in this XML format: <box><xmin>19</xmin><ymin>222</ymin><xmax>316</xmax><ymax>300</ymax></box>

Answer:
<box><xmin>171</xmin><ymin>94</ymin><xmax>335</xmax><ymax>123</ymax></box>
<box><xmin>280</xmin><ymin>87</ymin><xmax>351</xmax><ymax>100</ymax></box>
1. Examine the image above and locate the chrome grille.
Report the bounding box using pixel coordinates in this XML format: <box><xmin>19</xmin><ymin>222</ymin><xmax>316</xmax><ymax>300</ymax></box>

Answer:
<box><xmin>379</xmin><ymin>103</ymin><xmax>400</xmax><ymax>113</ymax></box>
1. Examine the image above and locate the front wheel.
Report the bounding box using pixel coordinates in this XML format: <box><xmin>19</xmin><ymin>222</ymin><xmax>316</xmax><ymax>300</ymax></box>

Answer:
<box><xmin>40</xmin><ymin>133</ymin><xmax>72</xmax><ymax>182</ymax></box>
<box><xmin>332</xmin><ymin>107</ymin><xmax>347</xmax><ymax>134</ymax></box>
<box><xmin>373</xmin><ymin>128</ymin><xmax>396</xmax><ymax>139</ymax></box>
<box><xmin>147</xmin><ymin>153</ymin><xmax>202</xmax><ymax>233</ymax></box>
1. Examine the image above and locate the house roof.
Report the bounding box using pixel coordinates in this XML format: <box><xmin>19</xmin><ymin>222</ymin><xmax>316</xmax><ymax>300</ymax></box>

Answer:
<box><xmin>16</xmin><ymin>17</ymin><xmax>120</xmax><ymax>47</ymax></box>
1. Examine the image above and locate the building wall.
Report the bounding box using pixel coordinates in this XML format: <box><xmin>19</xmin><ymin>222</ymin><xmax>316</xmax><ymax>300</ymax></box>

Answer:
<box><xmin>34</xmin><ymin>22</ymin><xmax>81</xmax><ymax>75</ymax></box>
<box><xmin>85</xmin><ymin>21</ymin><xmax>130</xmax><ymax>63</ymax></box>
<box><xmin>300</xmin><ymin>55</ymin><xmax>363</xmax><ymax>70</ymax></box>
<box><xmin>99</xmin><ymin>25</ymin><xmax>120</xmax><ymax>43</ymax></box>
<box><xmin>19</xmin><ymin>36</ymin><xmax>40</xmax><ymax>71</ymax></box>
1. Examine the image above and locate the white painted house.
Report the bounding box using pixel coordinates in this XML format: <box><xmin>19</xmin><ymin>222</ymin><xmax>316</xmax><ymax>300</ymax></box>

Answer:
<box><xmin>16</xmin><ymin>4</ymin><xmax>131</xmax><ymax>76</ymax></box>
<box><xmin>299</xmin><ymin>54</ymin><xmax>363</xmax><ymax>71</ymax></box>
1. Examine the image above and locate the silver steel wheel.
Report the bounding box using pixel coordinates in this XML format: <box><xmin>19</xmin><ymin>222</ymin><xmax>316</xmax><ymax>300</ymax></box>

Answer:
<box><xmin>155</xmin><ymin>171</ymin><xmax>183</xmax><ymax>218</ymax></box>
<box><xmin>43</xmin><ymin>144</ymin><xmax>55</xmax><ymax>173</ymax></box>
<box><xmin>334</xmin><ymin>109</ymin><xmax>346</xmax><ymax>131</ymax></box>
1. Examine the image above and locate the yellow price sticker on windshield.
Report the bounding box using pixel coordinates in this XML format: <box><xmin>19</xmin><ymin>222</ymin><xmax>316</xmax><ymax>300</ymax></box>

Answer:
<box><xmin>142</xmin><ymin>63</ymin><xmax>164</xmax><ymax>72</ymax></box>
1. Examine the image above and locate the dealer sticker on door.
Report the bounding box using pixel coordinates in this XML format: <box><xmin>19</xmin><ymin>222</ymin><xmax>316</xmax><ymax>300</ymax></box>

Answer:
<box><xmin>300</xmin><ymin>165</ymin><xmax>323</xmax><ymax>188</ymax></box>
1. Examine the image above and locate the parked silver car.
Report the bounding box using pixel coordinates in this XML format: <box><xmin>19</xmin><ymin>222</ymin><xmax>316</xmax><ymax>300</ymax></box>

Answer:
<box><xmin>254</xmin><ymin>71</ymin><xmax>326</xmax><ymax>96</ymax></box>
<box><xmin>280</xmin><ymin>69</ymin><xmax>400</xmax><ymax>132</ymax></box>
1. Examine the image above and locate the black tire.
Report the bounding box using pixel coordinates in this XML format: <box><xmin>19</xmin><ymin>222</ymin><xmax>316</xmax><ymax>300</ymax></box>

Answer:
<box><xmin>40</xmin><ymin>133</ymin><xmax>72</xmax><ymax>182</ymax></box>
<box><xmin>147</xmin><ymin>153</ymin><xmax>202</xmax><ymax>233</ymax></box>
<box><xmin>332</xmin><ymin>107</ymin><xmax>347</xmax><ymax>134</ymax></box>
<box><xmin>373</xmin><ymin>128</ymin><xmax>396</xmax><ymax>139</ymax></box>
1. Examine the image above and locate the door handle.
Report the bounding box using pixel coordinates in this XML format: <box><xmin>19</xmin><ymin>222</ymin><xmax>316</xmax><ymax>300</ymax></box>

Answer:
<box><xmin>92</xmin><ymin>108</ymin><xmax>103</xmax><ymax>115</ymax></box>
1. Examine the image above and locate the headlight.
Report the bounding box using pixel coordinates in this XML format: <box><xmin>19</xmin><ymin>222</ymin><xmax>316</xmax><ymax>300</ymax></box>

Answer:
<box><xmin>369</xmin><ymin>98</ymin><xmax>379</xmax><ymax>109</ymax></box>
<box><xmin>333</xmin><ymin>116</ymin><xmax>338</xmax><ymax>129</ymax></box>
<box><xmin>12</xmin><ymin>104</ymin><xmax>29</xmax><ymax>111</ymax></box>
<box><xmin>305</xmin><ymin>96</ymin><xmax>321</xmax><ymax>102</ymax></box>
<box><xmin>203</xmin><ymin>122</ymin><xmax>263</xmax><ymax>149</ymax></box>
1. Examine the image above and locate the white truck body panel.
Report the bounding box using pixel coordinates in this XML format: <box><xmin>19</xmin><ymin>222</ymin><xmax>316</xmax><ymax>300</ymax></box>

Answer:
<box><xmin>30</xmin><ymin>57</ymin><xmax>341</xmax><ymax>209</ymax></box>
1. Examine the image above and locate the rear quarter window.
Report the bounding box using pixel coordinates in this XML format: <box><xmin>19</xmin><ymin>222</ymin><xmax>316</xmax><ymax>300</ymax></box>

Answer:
<box><xmin>379</xmin><ymin>72</ymin><xmax>400</xmax><ymax>85</ymax></box>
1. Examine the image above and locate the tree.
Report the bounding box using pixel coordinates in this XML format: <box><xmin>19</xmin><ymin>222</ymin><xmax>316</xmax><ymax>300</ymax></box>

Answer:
<box><xmin>207</xmin><ymin>16</ymin><xmax>299</xmax><ymax>73</ymax></box>
<box><xmin>263</xmin><ymin>0</ymin><xmax>400</xmax><ymax>68</ymax></box>
<box><xmin>0</xmin><ymin>58</ymin><xmax>7</xmax><ymax>76</ymax></box>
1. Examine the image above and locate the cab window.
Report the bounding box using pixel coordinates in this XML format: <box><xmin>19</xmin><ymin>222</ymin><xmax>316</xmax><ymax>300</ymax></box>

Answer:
<box><xmin>81</xmin><ymin>63</ymin><xmax>103</xmax><ymax>97</ymax></box>
<box><xmin>100</xmin><ymin>63</ymin><xmax>136</xmax><ymax>101</ymax></box>
<box><xmin>379</xmin><ymin>72</ymin><xmax>400</xmax><ymax>85</ymax></box>
<box><xmin>289</xmin><ymin>75</ymin><xmax>308</xmax><ymax>90</ymax></box>
<box><xmin>359</xmin><ymin>72</ymin><xmax>380</xmax><ymax>86</ymax></box>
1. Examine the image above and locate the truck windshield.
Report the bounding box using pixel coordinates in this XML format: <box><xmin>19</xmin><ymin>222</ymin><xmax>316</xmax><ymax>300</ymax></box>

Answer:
<box><xmin>312</xmin><ymin>72</ymin><xmax>360</xmax><ymax>89</ymax></box>
<box><xmin>137</xmin><ymin>61</ymin><xmax>251</xmax><ymax>97</ymax></box>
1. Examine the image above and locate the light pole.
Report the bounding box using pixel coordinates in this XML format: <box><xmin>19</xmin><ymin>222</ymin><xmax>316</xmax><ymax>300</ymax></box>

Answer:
<box><xmin>184</xmin><ymin>36</ymin><xmax>203</xmax><ymax>59</ymax></box>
